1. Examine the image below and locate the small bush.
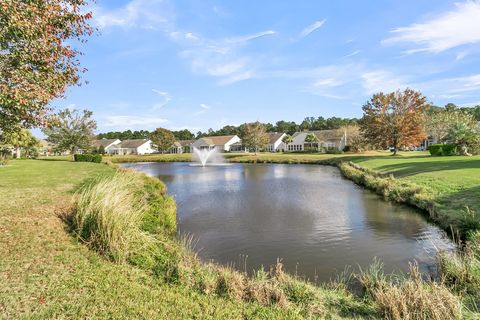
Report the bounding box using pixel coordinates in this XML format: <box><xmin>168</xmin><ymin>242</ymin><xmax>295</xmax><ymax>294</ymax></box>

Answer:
<box><xmin>0</xmin><ymin>154</ymin><xmax>10</xmax><ymax>166</ymax></box>
<box><xmin>74</xmin><ymin>153</ymin><xmax>102</xmax><ymax>163</ymax></box>
<box><xmin>428</xmin><ymin>144</ymin><xmax>443</xmax><ymax>156</ymax></box>
<box><xmin>442</xmin><ymin>144</ymin><xmax>457</xmax><ymax>156</ymax></box>
<box><xmin>216</xmin><ymin>266</ymin><xmax>246</xmax><ymax>300</ymax></box>
<box><xmin>326</xmin><ymin>149</ymin><xmax>343</xmax><ymax>154</ymax></box>
<box><xmin>428</xmin><ymin>144</ymin><xmax>457</xmax><ymax>156</ymax></box>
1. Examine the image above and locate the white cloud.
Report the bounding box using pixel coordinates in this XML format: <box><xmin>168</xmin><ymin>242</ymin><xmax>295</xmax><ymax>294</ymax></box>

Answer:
<box><xmin>151</xmin><ymin>89</ymin><xmax>172</xmax><ymax>109</ymax></box>
<box><xmin>299</xmin><ymin>19</ymin><xmax>326</xmax><ymax>38</ymax></box>
<box><xmin>313</xmin><ymin>78</ymin><xmax>343</xmax><ymax>87</ymax></box>
<box><xmin>179</xmin><ymin>29</ymin><xmax>274</xmax><ymax>85</ymax></box>
<box><xmin>218</xmin><ymin>71</ymin><xmax>255</xmax><ymax>85</ymax></box>
<box><xmin>226</xmin><ymin>30</ymin><xmax>276</xmax><ymax>43</ymax></box>
<box><xmin>361</xmin><ymin>70</ymin><xmax>409</xmax><ymax>94</ymax></box>
<box><xmin>343</xmin><ymin>50</ymin><xmax>361</xmax><ymax>58</ymax></box>
<box><xmin>383</xmin><ymin>1</ymin><xmax>480</xmax><ymax>53</ymax></box>
<box><xmin>428</xmin><ymin>74</ymin><xmax>480</xmax><ymax>94</ymax></box>
<box><xmin>93</xmin><ymin>0</ymin><xmax>174</xmax><ymax>30</ymax></box>
<box><xmin>194</xmin><ymin>103</ymin><xmax>212</xmax><ymax>115</ymax></box>
<box><xmin>456</xmin><ymin>51</ymin><xmax>469</xmax><ymax>61</ymax></box>
<box><xmin>184</xmin><ymin>32</ymin><xmax>200</xmax><ymax>41</ymax></box>
<box><xmin>104</xmin><ymin>115</ymin><xmax>168</xmax><ymax>128</ymax></box>
<box><xmin>205</xmin><ymin>59</ymin><xmax>248</xmax><ymax>77</ymax></box>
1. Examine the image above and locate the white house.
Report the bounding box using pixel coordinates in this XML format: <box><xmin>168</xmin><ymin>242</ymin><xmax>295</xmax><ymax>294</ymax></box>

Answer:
<box><xmin>266</xmin><ymin>132</ymin><xmax>286</xmax><ymax>152</ymax></box>
<box><xmin>287</xmin><ymin>130</ymin><xmax>347</xmax><ymax>151</ymax></box>
<box><xmin>109</xmin><ymin>139</ymin><xmax>154</xmax><ymax>155</ymax></box>
<box><xmin>192</xmin><ymin>135</ymin><xmax>241</xmax><ymax>152</ymax></box>
<box><xmin>92</xmin><ymin>139</ymin><xmax>121</xmax><ymax>153</ymax></box>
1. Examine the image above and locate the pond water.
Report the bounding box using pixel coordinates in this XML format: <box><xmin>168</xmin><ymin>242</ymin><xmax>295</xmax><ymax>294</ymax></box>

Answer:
<box><xmin>122</xmin><ymin>162</ymin><xmax>454</xmax><ymax>282</ymax></box>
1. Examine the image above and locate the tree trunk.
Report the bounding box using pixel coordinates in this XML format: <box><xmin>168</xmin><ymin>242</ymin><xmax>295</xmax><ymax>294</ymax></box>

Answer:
<box><xmin>392</xmin><ymin>144</ymin><xmax>398</xmax><ymax>156</ymax></box>
<box><xmin>15</xmin><ymin>146</ymin><xmax>21</xmax><ymax>158</ymax></box>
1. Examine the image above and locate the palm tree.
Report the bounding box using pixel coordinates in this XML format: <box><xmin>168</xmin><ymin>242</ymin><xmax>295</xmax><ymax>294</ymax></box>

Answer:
<box><xmin>282</xmin><ymin>134</ymin><xmax>293</xmax><ymax>152</ymax></box>
<box><xmin>304</xmin><ymin>133</ymin><xmax>318</xmax><ymax>152</ymax></box>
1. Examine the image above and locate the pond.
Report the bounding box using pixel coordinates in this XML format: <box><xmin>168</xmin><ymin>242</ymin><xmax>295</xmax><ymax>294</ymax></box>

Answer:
<box><xmin>122</xmin><ymin>162</ymin><xmax>454</xmax><ymax>282</ymax></box>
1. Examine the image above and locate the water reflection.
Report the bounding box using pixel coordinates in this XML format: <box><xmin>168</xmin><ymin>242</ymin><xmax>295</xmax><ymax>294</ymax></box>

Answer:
<box><xmin>122</xmin><ymin>162</ymin><xmax>454</xmax><ymax>282</ymax></box>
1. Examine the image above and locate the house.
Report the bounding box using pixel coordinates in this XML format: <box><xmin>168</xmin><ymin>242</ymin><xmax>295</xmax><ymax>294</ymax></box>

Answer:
<box><xmin>109</xmin><ymin>139</ymin><xmax>154</xmax><ymax>155</ymax></box>
<box><xmin>171</xmin><ymin>140</ymin><xmax>194</xmax><ymax>154</ymax></box>
<box><xmin>266</xmin><ymin>132</ymin><xmax>286</xmax><ymax>152</ymax></box>
<box><xmin>192</xmin><ymin>135</ymin><xmax>241</xmax><ymax>152</ymax></box>
<box><xmin>229</xmin><ymin>141</ymin><xmax>249</xmax><ymax>152</ymax></box>
<box><xmin>92</xmin><ymin>139</ymin><xmax>121</xmax><ymax>153</ymax></box>
<box><xmin>287</xmin><ymin>130</ymin><xmax>347</xmax><ymax>151</ymax></box>
<box><xmin>38</xmin><ymin>139</ymin><xmax>69</xmax><ymax>156</ymax></box>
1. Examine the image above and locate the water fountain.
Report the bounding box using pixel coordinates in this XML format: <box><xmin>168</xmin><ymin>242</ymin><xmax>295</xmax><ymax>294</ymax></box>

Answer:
<box><xmin>192</xmin><ymin>147</ymin><xmax>226</xmax><ymax>166</ymax></box>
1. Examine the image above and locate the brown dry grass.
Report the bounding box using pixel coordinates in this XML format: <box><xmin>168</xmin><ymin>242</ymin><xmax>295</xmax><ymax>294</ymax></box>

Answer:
<box><xmin>371</xmin><ymin>263</ymin><xmax>461</xmax><ymax>320</ymax></box>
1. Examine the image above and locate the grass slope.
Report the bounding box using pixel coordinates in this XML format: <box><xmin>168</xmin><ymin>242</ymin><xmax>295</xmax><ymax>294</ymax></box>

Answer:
<box><xmin>0</xmin><ymin>160</ymin><xmax>310</xmax><ymax>319</ymax></box>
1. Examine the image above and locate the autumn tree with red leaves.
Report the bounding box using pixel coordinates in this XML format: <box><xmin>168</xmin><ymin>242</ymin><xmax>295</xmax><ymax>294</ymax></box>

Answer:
<box><xmin>0</xmin><ymin>0</ymin><xmax>94</xmax><ymax>133</ymax></box>
<box><xmin>360</xmin><ymin>89</ymin><xmax>431</xmax><ymax>155</ymax></box>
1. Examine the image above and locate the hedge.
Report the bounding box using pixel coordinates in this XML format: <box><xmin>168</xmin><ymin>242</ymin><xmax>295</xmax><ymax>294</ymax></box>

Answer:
<box><xmin>74</xmin><ymin>154</ymin><xmax>102</xmax><ymax>163</ymax></box>
<box><xmin>428</xmin><ymin>144</ymin><xmax>457</xmax><ymax>156</ymax></box>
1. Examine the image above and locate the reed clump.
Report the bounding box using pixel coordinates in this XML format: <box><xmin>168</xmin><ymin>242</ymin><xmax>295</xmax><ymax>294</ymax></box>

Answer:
<box><xmin>72</xmin><ymin>170</ymin><xmax>177</xmax><ymax>272</ymax></box>
<box><xmin>367</xmin><ymin>263</ymin><xmax>461</xmax><ymax>320</ymax></box>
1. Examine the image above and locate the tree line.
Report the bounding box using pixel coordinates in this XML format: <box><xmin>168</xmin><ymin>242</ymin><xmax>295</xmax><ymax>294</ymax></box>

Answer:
<box><xmin>96</xmin><ymin>117</ymin><xmax>360</xmax><ymax>142</ymax></box>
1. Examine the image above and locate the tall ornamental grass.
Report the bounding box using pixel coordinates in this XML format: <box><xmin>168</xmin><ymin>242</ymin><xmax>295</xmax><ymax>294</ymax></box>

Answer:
<box><xmin>73</xmin><ymin>171</ymin><xmax>159</xmax><ymax>263</ymax></box>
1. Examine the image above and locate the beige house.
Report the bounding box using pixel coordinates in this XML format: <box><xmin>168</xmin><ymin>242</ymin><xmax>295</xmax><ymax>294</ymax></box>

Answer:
<box><xmin>171</xmin><ymin>140</ymin><xmax>194</xmax><ymax>154</ymax></box>
<box><xmin>266</xmin><ymin>132</ymin><xmax>286</xmax><ymax>152</ymax></box>
<box><xmin>288</xmin><ymin>130</ymin><xmax>347</xmax><ymax>151</ymax></box>
<box><xmin>192</xmin><ymin>135</ymin><xmax>241</xmax><ymax>152</ymax></box>
<box><xmin>92</xmin><ymin>139</ymin><xmax>121</xmax><ymax>153</ymax></box>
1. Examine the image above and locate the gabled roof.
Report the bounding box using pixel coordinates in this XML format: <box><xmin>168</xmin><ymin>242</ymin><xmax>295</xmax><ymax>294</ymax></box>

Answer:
<box><xmin>292</xmin><ymin>130</ymin><xmax>344</xmax><ymax>142</ymax></box>
<box><xmin>92</xmin><ymin>139</ymin><xmax>119</xmax><ymax>148</ymax></box>
<box><xmin>178</xmin><ymin>140</ymin><xmax>194</xmax><ymax>147</ymax></box>
<box><xmin>199</xmin><ymin>135</ymin><xmax>236</xmax><ymax>146</ymax></box>
<box><xmin>116</xmin><ymin>139</ymin><xmax>150</xmax><ymax>149</ymax></box>
<box><xmin>267</xmin><ymin>132</ymin><xmax>285</xmax><ymax>144</ymax></box>
<box><xmin>312</xmin><ymin>130</ymin><xmax>344</xmax><ymax>141</ymax></box>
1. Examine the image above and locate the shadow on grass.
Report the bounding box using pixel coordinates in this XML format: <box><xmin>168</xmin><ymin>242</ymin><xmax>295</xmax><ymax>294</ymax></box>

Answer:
<box><xmin>368</xmin><ymin>158</ymin><xmax>480</xmax><ymax>178</ymax></box>
<box><xmin>432</xmin><ymin>185</ymin><xmax>480</xmax><ymax>237</ymax></box>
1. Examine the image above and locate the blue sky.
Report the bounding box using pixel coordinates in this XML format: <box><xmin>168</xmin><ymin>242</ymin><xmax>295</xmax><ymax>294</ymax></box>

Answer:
<box><xmin>52</xmin><ymin>0</ymin><xmax>480</xmax><ymax>134</ymax></box>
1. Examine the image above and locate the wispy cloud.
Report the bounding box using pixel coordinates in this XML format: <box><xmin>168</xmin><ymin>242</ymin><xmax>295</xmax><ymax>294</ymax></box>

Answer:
<box><xmin>299</xmin><ymin>19</ymin><xmax>326</xmax><ymax>38</ymax></box>
<box><xmin>93</xmin><ymin>0</ymin><xmax>174</xmax><ymax>30</ymax></box>
<box><xmin>383</xmin><ymin>1</ymin><xmax>480</xmax><ymax>53</ymax></box>
<box><xmin>427</xmin><ymin>74</ymin><xmax>480</xmax><ymax>94</ymax></box>
<box><xmin>151</xmin><ymin>89</ymin><xmax>172</xmax><ymax>110</ymax></box>
<box><xmin>179</xmin><ymin>29</ymin><xmax>275</xmax><ymax>85</ymax></box>
<box><xmin>226</xmin><ymin>30</ymin><xmax>276</xmax><ymax>43</ymax></box>
<box><xmin>361</xmin><ymin>70</ymin><xmax>409</xmax><ymax>94</ymax></box>
<box><xmin>195</xmin><ymin>103</ymin><xmax>211</xmax><ymax>115</ymax></box>
<box><xmin>343</xmin><ymin>50</ymin><xmax>361</xmax><ymax>58</ymax></box>
<box><xmin>456</xmin><ymin>51</ymin><xmax>469</xmax><ymax>61</ymax></box>
<box><xmin>104</xmin><ymin>115</ymin><xmax>168</xmax><ymax>129</ymax></box>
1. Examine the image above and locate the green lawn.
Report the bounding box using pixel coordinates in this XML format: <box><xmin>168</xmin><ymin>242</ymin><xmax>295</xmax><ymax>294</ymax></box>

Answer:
<box><xmin>350</xmin><ymin>155</ymin><xmax>480</xmax><ymax>229</ymax></box>
<box><xmin>0</xmin><ymin>160</ymin><xmax>308</xmax><ymax>319</ymax></box>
